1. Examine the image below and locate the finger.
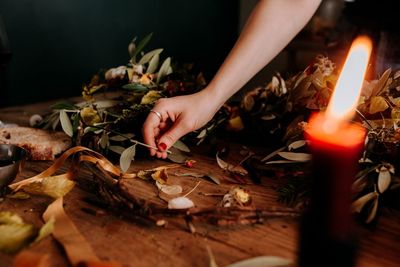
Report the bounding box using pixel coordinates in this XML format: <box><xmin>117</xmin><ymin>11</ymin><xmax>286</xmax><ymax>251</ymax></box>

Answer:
<box><xmin>157</xmin><ymin>120</ymin><xmax>190</xmax><ymax>151</ymax></box>
<box><xmin>142</xmin><ymin>114</ymin><xmax>161</xmax><ymax>156</ymax></box>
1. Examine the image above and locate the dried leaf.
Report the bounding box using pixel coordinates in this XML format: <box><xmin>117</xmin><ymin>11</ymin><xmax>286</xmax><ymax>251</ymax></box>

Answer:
<box><xmin>156</xmin><ymin>181</ymin><xmax>182</xmax><ymax>195</ymax></box>
<box><xmin>206</xmin><ymin>245</ymin><xmax>219</xmax><ymax>267</ymax></box>
<box><xmin>0</xmin><ymin>212</ymin><xmax>24</xmax><ymax>225</ymax></box>
<box><xmin>371</xmin><ymin>68</ymin><xmax>391</xmax><ymax>97</ymax></box>
<box><xmin>216</xmin><ymin>153</ymin><xmax>248</xmax><ymax>175</ymax></box>
<box><xmin>261</xmin><ymin>147</ymin><xmax>286</xmax><ymax>162</ymax></box>
<box><xmin>288</xmin><ymin>140</ymin><xmax>307</xmax><ymax>151</ymax></box>
<box><xmin>261</xmin><ymin>114</ymin><xmax>276</xmax><ymax>121</ymax></box>
<box><xmin>196</xmin><ymin>129</ymin><xmax>207</xmax><ymax>139</ymax></box>
<box><xmin>59</xmin><ymin>110</ymin><xmax>73</xmax><ymax>137</ymax></box>
<box><xmin>0</xmin><ymin>223</ymin><xmax>35</xmax><ymax>253</ymax></box>
<box><xmin>173</xmin><ymin>140</ymin><xmax>190</xmax><ymax>152</ymax></box>
<box><xmin>157</xmin><ymin>57</ymin><xmax>171</xmax><ymax>84</ymax></box>
<box><xmin>174</xmin><ymin>172</ymin><xmax>205</xmax><ymax>178</ymax></box>
<box><xmin>366</xmin><ymin>197</ymin><xmax>379</xmax><ymax>223</ymax></box>
<box><xmin>277</xmin><ymin>152</ymin><xmax>311</xmax><ymax>162</ymax></box>
<box><xmin>352</xmin><ymin>192</ymin><xmax>377</xmax><ymax>213</ymax></box>
<box><xmin>265</xmin><ymin>160</ymin><xmax>300</xmax><ymax>165</ymax></box>
<box><xmin>226</xmin><ymin>256</ymin><xmax>292</xmax><ymax>267</ymax></box>
<box><xmin>377</xmin><ymin>166</ymin><xmax>391</xmax><ymax>193</ymax></box>
<box><xmin>20</xmin><ymin>174</ymin><xmax>75</xmax><ymax>199</ymax></box>
<box><xmin>168</xmin><ymin>196</ymin><xmax>194</xmax><ymax>209</ymax></box>
<box><xmin>146</xmin><ymin>53</ymin><xmax>159</xmax><ymax>74</ymax></box>
<box><xmin>34</xmin><ymin>216</ymin><xmax>55</xmax><ymax>243</ymax></box>
<box><xmin>151</xmin><ymin>169</ymin><xmax>169</xmax><ymax>184</ymax></box>
<box><xmin>205</xmin><ymin>173</ymin><xmax>221</xmax><ymax>185</ymax></box>
<box><xmin>120</xmin><ymin>145</ymin><xmax>136</xmax><ymax>173</ymax></box>
<box><xmin>6</xmin><ymin>191</ymin><xmax>31</xmax><ymax>200</ymax></box>
<box><xmin>369</xmin><ymin>96</ymin><xmax>389</xmax><ymax>114</ymax></box>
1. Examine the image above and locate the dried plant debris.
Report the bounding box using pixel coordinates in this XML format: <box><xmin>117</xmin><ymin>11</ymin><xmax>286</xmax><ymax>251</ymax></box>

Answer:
<box><xmin>220</xmin><ymin>187</ymin><xmax>252</xmax><ymax>208</ymax></box>
<box><xmin>226</xmin><ymin>256</ymin><xmax>292</xmax><ymax>267</ymax></box>
<box><xmin>0</xmin><ymin>212</ymin><xmax>54</xmax><ymax>253</ymax></box>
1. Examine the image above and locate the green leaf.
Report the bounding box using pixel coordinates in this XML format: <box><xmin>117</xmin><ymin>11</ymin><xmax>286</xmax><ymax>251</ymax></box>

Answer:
<box><xmin>167</xmin><ymin>147</ymin><xmax>188</xmax><ymax>163</ymax></box>
<box><xmin>132</xmin><ymin>32</ymin><xmax>153</xmax><ymax>62</ymax></box>
<box><xmin>50</xmin><ymin>101</ymin><xmax>77</xmax><ymax>110</ymax></box>
<box><xmin>109</xmin><ymin>145</ymin><xmax>126</xmax><ymax>155</ymax></box>
<box><xmin>59</xmin><ymin>110</ymin><xmax>73</xmax><ymax>137</ymax></box>
<box><xmin>146</xmin><ymin>53</ymin><xmax>160</xmax><ymax>74</ymax></box>
<box><xmin>173</xmin><ymin>140</ymin><xmax>190</xmax><ymax>152</ymax></box>
<box><xmin>138</xmin><ymin>48</ymin><xmax>163</xmax><ymax>65</ymax></box>
<box><xmin>122</xmin><ymin>83</ymin><xmax>149</xmax><ymax>92</ymax></box>
<box><xmin>226</xmin><ymin>256</ymin><xmax>292</xmax><ymax>267</ymax></box>
<box><xmin>109</xmin><ymin>133</ymin><xmax>135</xmax><ymax>141</ymax></box>
<box><xmin>157</xmin><ymin>57</ymin><xmax>171</xmax><ymax>84</ymax></box>
<box><xmin>120</xmin><ymin>145</ymin><xmax>136</xmax><ymax>173</ymax></box>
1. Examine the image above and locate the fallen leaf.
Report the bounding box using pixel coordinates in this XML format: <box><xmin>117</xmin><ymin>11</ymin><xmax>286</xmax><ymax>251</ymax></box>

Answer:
<box><xmin>151</xmin><ymin>169</ymin><xmax>169</xmax><ymax>184</ymax></box>
<box><xmin>19</xmin><ymin>174</ymin><xmax>75</xmax><ymax>199</ymax></box>
<box><xmin>34</xmin><ymin>216</ymin><xmax>55</xmax><ymax>243</ymax></box>
<box><xmin>120</xmin><ymin>145</ymin><xmax>136</xmax><ymax>173</ymax></box>
<box><xmin>168</xmin><ymin>197</ymin><xmax>194</xmax><ymax>209</ymax></box>
<box><xmin>156</xmin><ymin>181</ymin><xmax>182</xmax><ymax>195</ymax></box>
<box><xmin>216</xmin><ymin>153</ymin><xmax>248</xmax><ymax>175</ymax></box>
<box><xmin>226</xmin><ymin>256</ymin><xmax>292</xmax><ymax>267</ymax></box>
<box><xmin>277</xmin><ymin>152</ymin><xmax>311</xmax><ymax>162</ymax></box>
<box><xmin>369</xmin><ymin>96</ymin><xmax>389</xmax><ymax>114</ymax></box>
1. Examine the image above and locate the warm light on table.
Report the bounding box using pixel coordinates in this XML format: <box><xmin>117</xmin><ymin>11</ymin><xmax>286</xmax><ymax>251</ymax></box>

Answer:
<box><xmin>299</xmin><ymin>36</ymin><xmax>372</xmax><ymax>267</ymax></box>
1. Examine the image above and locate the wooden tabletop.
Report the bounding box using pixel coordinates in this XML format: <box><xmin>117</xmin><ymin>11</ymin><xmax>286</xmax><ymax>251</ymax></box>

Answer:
<box><xmin>0</xmin><ymin>99</ymin><xmax>400</xmax><ymax>267</ymax></box>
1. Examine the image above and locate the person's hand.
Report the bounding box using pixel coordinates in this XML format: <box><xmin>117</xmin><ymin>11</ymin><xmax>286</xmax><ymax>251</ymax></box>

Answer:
<box><xmin>142</xmin><ymin>90</ymin><xmax>221</xmax><ymax>158</ymax></box>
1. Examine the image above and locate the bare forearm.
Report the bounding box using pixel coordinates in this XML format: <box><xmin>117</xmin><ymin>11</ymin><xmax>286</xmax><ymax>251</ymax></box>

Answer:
<box><xmin>205</xmin><ymin>0</ymin><xmax>321</xmax><ymax>106</ymax></box>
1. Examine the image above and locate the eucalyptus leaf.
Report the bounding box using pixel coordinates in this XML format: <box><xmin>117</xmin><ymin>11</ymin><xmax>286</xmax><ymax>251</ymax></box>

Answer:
<box><xmin>173</xmin><ymin>140</ymin><xmax>190</xmax><ymax>152</ymax></box>
<box><xmin>138</xmin><ymin>48</ymin><xmax>164</xmax><ymax>65</ymax></box>
<box><xmin>265</xmin><ymin>160</ymin><xmax>300</xmax><ymax>165</ymax></box>
<box><xmin>196</xmin><ymin>129</ymin><xmax>207</xmax><ymax>139</ymax></box>
<box><xmin>261</xmin><ymin>146</ymin><xmax>286</xmax><ymax>162</ymax></box>
<box><xmin>146</xmin><ymin>53</ymin><xmax>160</xmax><ymax>74</ymax></box>
<box><xmin>109</xmin><ymin>133</ymin><xmax>135</xmax><ymax>141</ymax></box>
<box><xmin>99</xmin><ymin>132</ymin><xmax>109</xmax><ymax>149</ymax></box>
<box><xmin>51</xmin><ymin>116</ymin><xmax>60</xmax><ymax>131</ymax></box>
<box><xmin>377</xmin><ymin>166</ymin><xmax>391</xmax><ymax>193</ymax></box>
<box><xmin>277</xmin><ymin>152</ymin><xmax>311</xmax><ymax>162</ymax></box>
<box><xmin>168</xmin><ymin>147</ymin><xmax>188</xmax><ymax>163</ymax></box>
<box><xmin>352</xmin><ymin>192</ymin><xmax>377</xmax><ymax>213</ymax></box>
<box><xmin>122</xmin><ymin>83</ymin><xmax>149</xmax><ymax>92</ymax></box>
<box><xmin>205</xmin><ymin>173</ymin><xmax>221</xmax><ymax>185</ymax></box>
<box><xmin>226</xmin><ymin>256</ymin><xmax>292</xmax><ymax>267</ymax></box>
<box><xmin>288</xmin><ymin>140</ymin><xmax>307</xmax><ymax>151</ymax></box>
<box><xmin>59</xmin><ymin>110</ymin><xmax>73</xmax><ymax>137</ymax></box>
<box><xmin>157</xmin><ymin>57</ymin><xmax>171</xmax><ymax>84</ymax></box>
<box><xmin>109</xmin><ymin>145</ymin><xmax>126</xmax><ymax>155</ymax></box>
<box><xmin>366</xmin><ymin>197</ymin><xmax>379</xmax><ymax>223</ymax></box>
<box><xmin>156</xmin><ymin>181</ymin><xmax>182</xmax><ymax>195</ymax></box>
<box><xmin>50</xmin><ymin>102</ymin><xmax>77</xmax><ymax>110</ymax></box>
<box><xmin>132</xmin><ymin>32</ymin><xmax>153</xmax><ymax>62</ymax></box>
<box><xmin>120</xmin><ymin>145</ymin><xmax>137</xmax><ymax>173</ymax></box>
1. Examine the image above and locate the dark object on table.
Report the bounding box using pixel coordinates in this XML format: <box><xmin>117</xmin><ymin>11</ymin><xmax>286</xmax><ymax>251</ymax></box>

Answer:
<box><xmin>0</xmin><ymin>144</ymin><xmax>27</xmax><ymax>188</ymax></box>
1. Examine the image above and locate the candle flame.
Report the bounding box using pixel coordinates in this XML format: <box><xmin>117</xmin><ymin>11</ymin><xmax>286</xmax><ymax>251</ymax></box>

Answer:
<box><xmin>326</xmin><ymin>36</ymin><xmax>372</xmax><ymax>122</ymax></box>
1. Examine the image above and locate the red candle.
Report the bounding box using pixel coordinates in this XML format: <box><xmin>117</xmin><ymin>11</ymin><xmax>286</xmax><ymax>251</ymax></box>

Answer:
<box><xmin>299</xmin><ymin>36</ymin><xmax>372</xmax><ymax>267</ymax></box>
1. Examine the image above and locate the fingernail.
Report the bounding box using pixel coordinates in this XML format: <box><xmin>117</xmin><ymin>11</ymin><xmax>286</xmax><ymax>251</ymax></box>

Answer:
<box><xmin>158</xmin><ymin>143</ymin><xmax>167</xmax><ymax>151</ymax></box>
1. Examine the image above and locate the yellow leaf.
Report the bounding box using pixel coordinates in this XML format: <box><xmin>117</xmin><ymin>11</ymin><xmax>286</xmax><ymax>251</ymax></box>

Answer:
<box><xmin>369</xmin><ymin>96</ymin><xmax>389</xmax><ymax>114</ymax></box>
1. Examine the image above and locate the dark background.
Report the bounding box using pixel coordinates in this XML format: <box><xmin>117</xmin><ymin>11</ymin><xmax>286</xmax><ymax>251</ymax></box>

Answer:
<box><xmin>1</xmin><ymin>0</ymin><xmax>400</xmax><ymax>107</ymax></box>
<box><xmin>0</xmin><ymin>0</ymin><xmax>238</xmax><ymax>107</ymax></box>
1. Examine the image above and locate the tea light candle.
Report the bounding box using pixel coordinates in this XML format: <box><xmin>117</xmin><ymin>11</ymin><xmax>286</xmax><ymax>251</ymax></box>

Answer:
<box><xmin>299</xmin><ymin>36</ymin><xmax>372</xmax><ymax>267</ymax></box>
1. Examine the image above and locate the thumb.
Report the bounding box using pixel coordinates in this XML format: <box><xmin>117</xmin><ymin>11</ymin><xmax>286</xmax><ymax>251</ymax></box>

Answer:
<box><xmin>157</xmin><ymin>122</ymin><xmax>189</xmax><ymax>151</ymax></box>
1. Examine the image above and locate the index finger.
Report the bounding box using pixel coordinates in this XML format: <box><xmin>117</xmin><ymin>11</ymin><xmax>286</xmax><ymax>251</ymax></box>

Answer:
<box><xmin>142</xmin><ymin>113</ymin><xmax>161</xmax><ymax>156</ymax></box>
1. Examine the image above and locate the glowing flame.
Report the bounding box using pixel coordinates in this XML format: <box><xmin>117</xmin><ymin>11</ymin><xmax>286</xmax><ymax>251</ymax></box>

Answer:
<box><xmin>326</xmin><ymin>36</ymin><xmax>372</xmax><ymax>122</ymax></box>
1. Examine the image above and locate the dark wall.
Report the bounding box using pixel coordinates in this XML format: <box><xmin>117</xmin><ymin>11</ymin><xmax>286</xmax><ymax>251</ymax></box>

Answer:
<box><xmin>0</xmin><ymin>0</ymin><xmax>238</xmax><ymax>107</ymax></box>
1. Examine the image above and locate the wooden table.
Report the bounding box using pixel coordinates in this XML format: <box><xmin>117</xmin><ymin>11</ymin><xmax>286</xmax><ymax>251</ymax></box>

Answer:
<box><xmin>0</xmin><ymin>99</ymin><xmax>400</xmax><ymax>267</ymax></box>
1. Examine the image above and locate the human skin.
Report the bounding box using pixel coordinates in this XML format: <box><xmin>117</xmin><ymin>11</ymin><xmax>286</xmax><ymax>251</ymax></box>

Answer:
<box><xmin>143</xmin><ymin>0</ymin><xmax>322</xmax><ymax>158</ymax></box>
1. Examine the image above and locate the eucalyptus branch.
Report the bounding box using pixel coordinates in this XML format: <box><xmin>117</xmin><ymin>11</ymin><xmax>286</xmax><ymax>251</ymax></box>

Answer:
<box><xmin>89</xmin><ymin>124</ymin><xmax>171</xmax><ymax>154</ymax></box>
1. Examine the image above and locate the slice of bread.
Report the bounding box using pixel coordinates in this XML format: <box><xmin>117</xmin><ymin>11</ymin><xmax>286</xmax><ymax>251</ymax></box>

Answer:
<box><xmin>0</xmin><ymin>127</ymin><xmax>71</xmax><ymax>160</ymax></box>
